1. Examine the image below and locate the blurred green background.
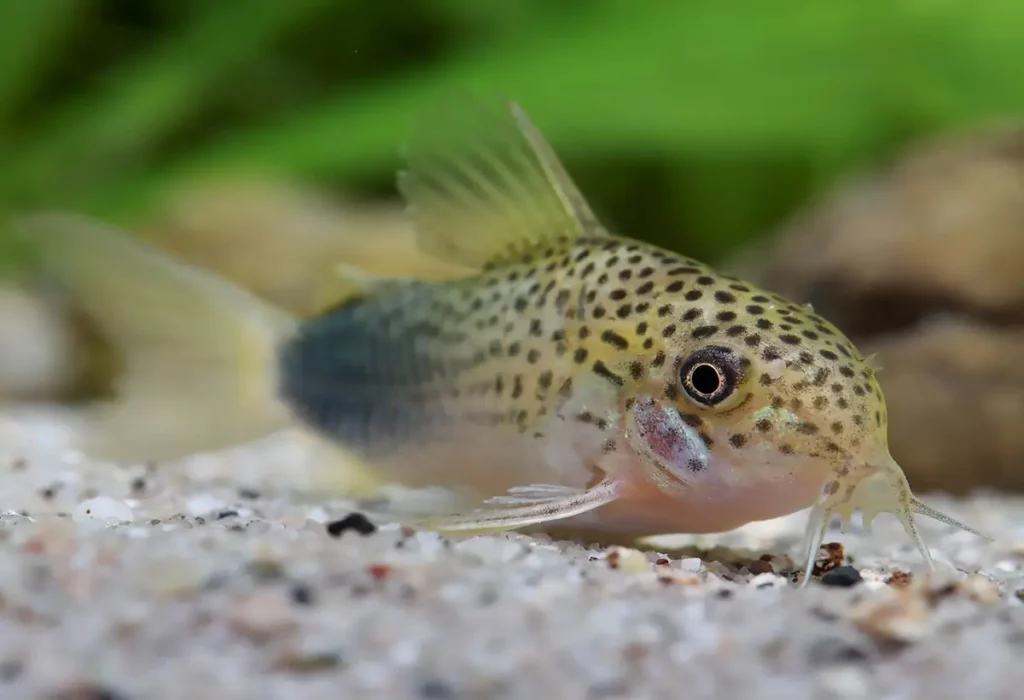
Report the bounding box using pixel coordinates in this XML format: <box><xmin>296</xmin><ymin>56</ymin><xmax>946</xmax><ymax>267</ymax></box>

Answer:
<box><xmin>1</xmin><ymin>0</ymin><xmax>1022</xmax><ymax>267</ymax></box>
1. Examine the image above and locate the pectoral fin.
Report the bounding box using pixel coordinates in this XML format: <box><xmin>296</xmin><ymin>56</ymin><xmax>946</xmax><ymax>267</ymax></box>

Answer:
<box><xmin>482</xmin><ymin>483</ymin><xmax>589</xmax><ymax>506</ymax></box>
<box><xmin>415</xmin><ymin>478</ymin><xmax>622</xmax><ymax>536</ymax></box>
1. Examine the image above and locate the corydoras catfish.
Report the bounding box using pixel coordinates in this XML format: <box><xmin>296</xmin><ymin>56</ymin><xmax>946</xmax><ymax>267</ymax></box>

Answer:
<box><xmin>20</xmin><ymin>98</ymin><xmax>989</xmax><ymax>585</ymax></box>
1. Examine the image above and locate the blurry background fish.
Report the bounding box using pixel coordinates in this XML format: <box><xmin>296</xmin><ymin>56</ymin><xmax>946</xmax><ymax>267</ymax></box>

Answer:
<box><xmin>0</xmin><ymin>0</ymin><xmax>1021</xmax><ymax>496</ymax></box>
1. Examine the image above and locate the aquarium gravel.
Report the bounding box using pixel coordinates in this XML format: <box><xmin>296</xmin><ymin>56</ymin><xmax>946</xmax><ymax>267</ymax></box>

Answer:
<box><xmin>0</xmin><ymin>408</ymin><xmax>1022</xmax><ymax>700</ymax></box>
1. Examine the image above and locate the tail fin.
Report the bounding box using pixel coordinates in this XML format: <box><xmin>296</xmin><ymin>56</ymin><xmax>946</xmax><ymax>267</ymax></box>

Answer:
<box><xmin>16</xmin><ymin>212</ymin><xmax>300</xmax><ymax>464</ymax></box>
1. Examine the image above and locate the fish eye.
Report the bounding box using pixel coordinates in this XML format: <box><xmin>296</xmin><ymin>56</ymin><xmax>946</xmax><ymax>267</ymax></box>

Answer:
<box><xmin>679</xmin><ymin>345</ymin><xmax>745</xmax><ymax>407</ymax></box>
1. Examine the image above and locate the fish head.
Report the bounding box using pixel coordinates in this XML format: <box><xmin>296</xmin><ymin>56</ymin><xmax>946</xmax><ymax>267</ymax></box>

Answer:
<box><xmin>608</xmin><ymin>264</ymin><xmax>987</xmax><ymax>562</ymax></box>
<box><xmin>607</xmin><ymin>266</ymin><xmax>893</xmax><ymax>514</ymax></box>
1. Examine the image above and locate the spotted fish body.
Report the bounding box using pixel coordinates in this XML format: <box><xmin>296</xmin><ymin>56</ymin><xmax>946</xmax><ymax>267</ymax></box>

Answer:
<box><xmin>282</xmin><ymin>238</ymin><xmax>864</xmax><ymax>484</ymax></box>
<box><xmin>279</xmin><ymin>229</ymin><xmax>900</xmax><ymax>537</ymax></box>
<box><xmin>25</xmin><ymin>97</ymin><xmax>989</xmax><ymax>584</ymax></box>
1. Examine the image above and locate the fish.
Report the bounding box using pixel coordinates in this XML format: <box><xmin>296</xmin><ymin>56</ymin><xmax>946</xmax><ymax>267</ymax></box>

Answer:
<box><xmin>18</xmin><ymin>97</ymin><xmax>989</xmax><ymax>585</ymax></box>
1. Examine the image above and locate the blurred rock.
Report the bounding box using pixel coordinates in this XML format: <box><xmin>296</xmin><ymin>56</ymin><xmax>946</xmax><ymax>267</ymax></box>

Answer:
<box><xmin>140</xmin><ymin>178</ymin><xmax>473</xmax><ymax>317</ymax></box>
<box><xmin>729</xmin><ymin>124</ymin><xmax>1024</xmax><ymax>335</ymax></box>
<box><xmin>0</xmin><ymin>285</ymin><xmax>78</xmax><ymax>401</ymax></box>
<box><xmin>729</xmin><ymin>125</ymin><xmax>1024</xmax><ymax>494</ymax></box>
<box><xmin>867</xmin><ymin>318</ymin><xmax>1024</xmax><ymax>494</ymax></box>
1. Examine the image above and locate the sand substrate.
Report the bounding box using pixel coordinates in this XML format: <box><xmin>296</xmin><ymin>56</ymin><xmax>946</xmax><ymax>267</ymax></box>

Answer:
<box><xmin>0</xmin><ymin>408</ymin><xmax>1021</xmax><ymax>700</ymax></box>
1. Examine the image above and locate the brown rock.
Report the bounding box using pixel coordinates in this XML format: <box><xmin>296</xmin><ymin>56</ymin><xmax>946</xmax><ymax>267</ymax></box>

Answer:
<box><xmin>865</xmin><ymin>318</ymin><xmax>1024</xmax><ymax>494</ymax></box>
<box><xmin>730</xmin><ymin>124</ymin><xmax>1024</xmax><ymax>336</ymax></box>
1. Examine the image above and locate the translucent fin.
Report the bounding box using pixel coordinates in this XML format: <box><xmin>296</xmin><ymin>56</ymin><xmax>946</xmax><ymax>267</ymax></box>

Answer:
<box><xmin>17</xmin><ymin>211</ymin><xmax>299</xmax><ymax>464</ymax></box>
<box><xmin>798</xmin><ymin>499</ymin><xmax>834</xmax><ymax>588</ymax></box>
<box><xmin>303</xmin><ymin>264</ymin><xmax>404</xmax><ymax>317</ymax></box>
<box><xmin>397</xmin><ymin>95</ymin><xmax>601</xmax><ymax>269</ymax></box>
<box><xmin>332</xmin><ymin>264</ymin><xmax>411</xmax><ymax>297</ymax></box>
<box><xmin>482</xmin><ymin>483</ymin><xmax>589</xmax><ymax>506</ymax></box>
<box><xmin>415</xmin><ymin>478</ymin><xmax>621</xmax><ymax>535</ymax></box>
<box><xmin>865</xmin><ymin>353</ymin><xmax>884</xmax><ymax>373</ymax></box>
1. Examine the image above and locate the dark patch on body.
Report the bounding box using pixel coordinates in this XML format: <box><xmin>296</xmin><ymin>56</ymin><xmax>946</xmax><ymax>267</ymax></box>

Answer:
<box><xmin>277</xmin><ymin>282</ymin><xmax>477</xmax><ymax>456</ymax></box>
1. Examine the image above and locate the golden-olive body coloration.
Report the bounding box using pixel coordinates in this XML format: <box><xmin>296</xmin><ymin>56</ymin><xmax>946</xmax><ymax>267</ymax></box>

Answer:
<box><xmin>24</xmin><ymin>98</ymin><xmax>987</xmax><ymax>584</ymax></box>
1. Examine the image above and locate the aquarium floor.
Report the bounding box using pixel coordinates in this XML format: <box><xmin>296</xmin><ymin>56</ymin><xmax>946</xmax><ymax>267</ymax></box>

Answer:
<box><xmin>0</xmin><ymin>408</ymin><xmax>1021</xmax><ymax>700</ymax></box>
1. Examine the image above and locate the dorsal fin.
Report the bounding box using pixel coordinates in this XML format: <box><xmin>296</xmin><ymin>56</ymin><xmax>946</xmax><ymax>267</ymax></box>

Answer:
<box><xmin>397</xmin><ymin>96</ymin><xmax>601</xmax><ymax>270</ymax></box>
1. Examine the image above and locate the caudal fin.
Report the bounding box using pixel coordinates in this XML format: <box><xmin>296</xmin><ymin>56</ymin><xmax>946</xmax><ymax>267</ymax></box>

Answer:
<box><xmin>16</xmin><ymin>211</ymin><xmax>300</xmax><ymax>464</ymax></box>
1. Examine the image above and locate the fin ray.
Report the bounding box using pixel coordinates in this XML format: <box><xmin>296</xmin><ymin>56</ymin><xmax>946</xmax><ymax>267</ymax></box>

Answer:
<box><xmin>332</xmin><ymin>263</ymin><xmax>410</xmax><ymax>297</ymax></box>
<box><xmin>483</xmin><ymin>483</ymin><xmax>589</xmax><ymax>506</ymax></box>
<box><xmin>415</xmin><ymin>478</ymin><xmax>621</xmax><ymax>535</ymax></box>
<box><xmin>397</xmin><ymin>96</ymin><xmax>600</xmax><ymax>269</ymax></box>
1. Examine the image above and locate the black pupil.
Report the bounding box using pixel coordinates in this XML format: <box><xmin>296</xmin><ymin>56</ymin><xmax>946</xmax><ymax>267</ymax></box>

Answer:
<box><xmin>690</xmin><ymin>364</ymin><xmax>721</xmax><ymax>395</ymax></box>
